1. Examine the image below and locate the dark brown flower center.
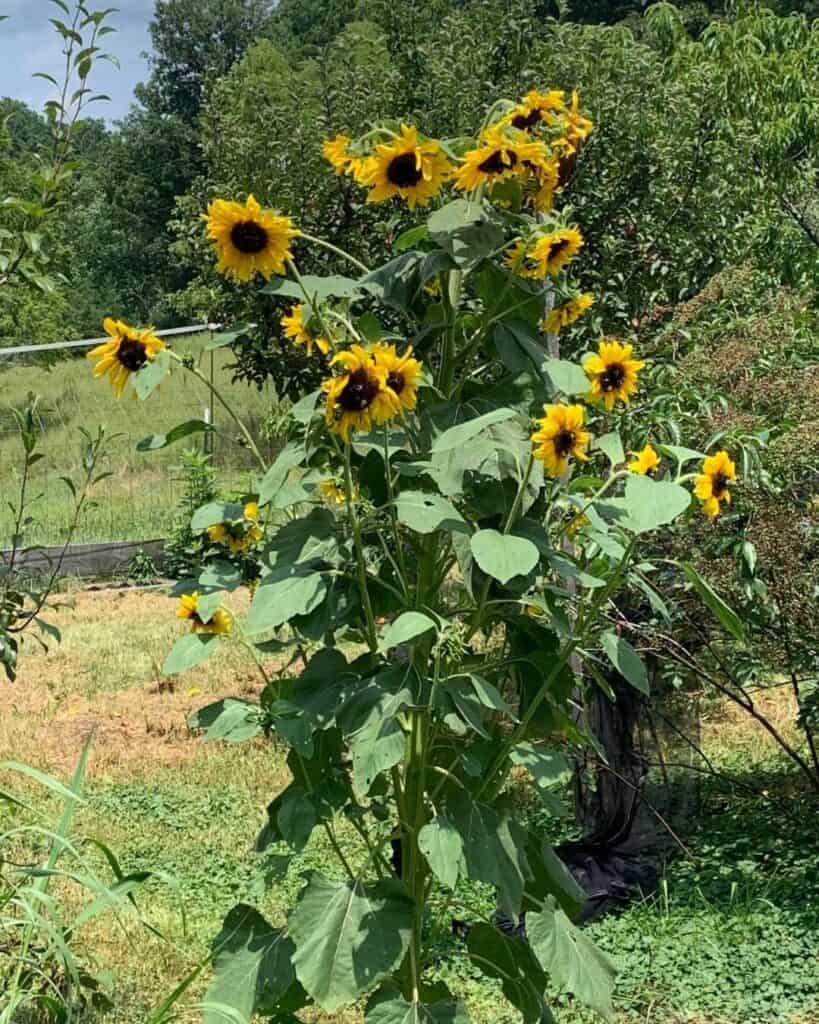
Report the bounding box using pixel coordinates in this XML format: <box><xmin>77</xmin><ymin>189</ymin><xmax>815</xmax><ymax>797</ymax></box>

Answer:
<box><xmin>546</xmin><ymin>238</ymin><xmax>571</xmax><ymax>264</ymax></box>
<box><xmin>339</xmin><ymin>368</ymin><xmax>380</xmax><ymax>412</ymax></box>
<box><xmin>478</xmin><ymin>149</ymin><xmax>517</xmax><ymax>175</ymax></box>
<box><xmin>387</xmin><ymin>370</ymin><xmax>405</xmax><ymax>395</ymax></box>
<box><xmin>230</xmin><ymin>220</ymin><xmax>269</xmax><ymax>255</ymax></box>
<box><xmin>712</xmin><ymin>472</ymin><xmax>729</xmax><ymax>498</ymax></box>
<box><xmin>387</xmin><ymin>152</ymin><xmax>424</xmax><ymax>188</ymax></box>
<box><xmin>117</xmin><ymin>336</ymin><xmax>149</xmax><ymax>372</ymax></box>
<box><xmin>512</xmin><ymin>110</ymin><xmax>541</xmax><ymax>130</ymax></box>
<box><xmin>554</xmin><ymin>429</ymin><xmax>576</xmax><ymax>458</ymax></box>
<box><xmin>600</xmin><ymin>363</ymin><xmax>626</xmax><ymax>392</ymax></box>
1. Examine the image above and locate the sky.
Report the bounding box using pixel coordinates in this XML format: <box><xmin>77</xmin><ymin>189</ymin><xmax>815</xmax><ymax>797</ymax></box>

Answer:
<box><xmin>0</xmin><ymin>0</ymin><xmax>155</xmax><ymax>122</ymax></box>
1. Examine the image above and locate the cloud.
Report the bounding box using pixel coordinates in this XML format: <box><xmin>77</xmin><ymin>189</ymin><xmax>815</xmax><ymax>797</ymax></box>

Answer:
<box><xmin>0</xmin><ymin>1</ymin><xmax>154</xmax><ymax>119</ymax></box>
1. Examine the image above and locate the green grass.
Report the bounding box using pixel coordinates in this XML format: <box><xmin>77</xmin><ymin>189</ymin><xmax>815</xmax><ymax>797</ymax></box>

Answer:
<box><xmin>0</xmin><ymin>334</ymin><xmax>277</xmax><ymax>547</ymax></box>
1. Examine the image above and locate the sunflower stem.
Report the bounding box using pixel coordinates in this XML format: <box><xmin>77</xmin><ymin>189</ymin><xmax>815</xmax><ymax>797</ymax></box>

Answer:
<box><xmin>299</xmin><ymin>232</ymin><xmax>370</xmax><ymax>275</ymax></box>
<box><xmin>343</xmin><ymin>441</ymin><xmax>379</xmax><ymax>652</ymax></box>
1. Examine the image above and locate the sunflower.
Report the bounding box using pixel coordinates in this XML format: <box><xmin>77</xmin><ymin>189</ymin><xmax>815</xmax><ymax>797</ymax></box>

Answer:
<box><xmin>323</xmin><ymin>134</ymin><xmax>353</xmax><ymax>174</ymax></box>
<box><xmin>454</xmin><ymin>126</ymin><xmax>548</xmax><ymax>192</ymax></box>
<box><xmin>506</xmin><ymin>89</ymin><xmax>566</xmax><ymax>132</ymax></box>
<box><xmin>207</xmin><ymin>501</ymin><xmax>263</xmax><ymax>554</ymax></box>
<box><xmin>565</xmin><ymin>90</ymin><xmax>594</xmax><ymax>150</ymax></box>
<box><xmin>628</xmin><ymin>444</ymin><xmax>661</xmax><ymax>476</ymax></box>
<box><xmin>530</xmin><ymin>158</ymin><xmax>560</xmax><ymax>213</ymax></box>
<box><xmin>505</xmin><ymin>227</ymin><xmax>584</xmax><ymax>279</ymax></box>
<box><xmin>88</xmin><ymin>318</ymin><xmax>166</xmax><ymax>399</ymax></box>
<box><xmin>176</xmin><ymin>593</ymin><xmax>233</xmax><ymax>636</ymax></box>
<box><xmin>323</xmin><ymin>344</ymin><xmax>398</xmax><ymax>443</ymax></box>
<box><xmin>542</xmin><ymin>293</ymin><xmax>594</xmax><ymax>334</ymax></box>
<box><xmin>585</xmin><ymin>339</ymin><xmax>645</xmax><ymax>410</ymax></box>
<box><xmin>320</xmin><ymin>479</ymin><xmax>354</xmax><ymax>505</ymax></box>
<box><xmin>694</xmin><ymin>450</ymin><xmax>737</xmax><ymax>518</ymax></box>
<box><xmin>282</xmin><ymin>304</ymin><xmax>330</xmax><ymax>357</ymax></box>
<box><xmin>358</xmin><ymin>125</ymin><xmax>452</xmax><ymax>209</ymax></box>
<box><xmin>370</xmin><ymin>342</ymin><xmax>423</xmax><ymax>413</ymax></box>
<box><xmin>205</xmin><ymin>195</ymin><xmax>298</xmax><ymax>282</ymax></box>
<box><xmin>531</xmin><ymin>404</ymin><xmax>591</xmax><ymax>477</ymax></box>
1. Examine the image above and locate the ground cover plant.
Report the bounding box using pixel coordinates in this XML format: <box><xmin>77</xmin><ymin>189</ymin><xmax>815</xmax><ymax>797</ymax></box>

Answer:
<box><xmin>73</xmin><ymin>81</ymin><xmax>756</xmax><ymax>1023</ymax></box>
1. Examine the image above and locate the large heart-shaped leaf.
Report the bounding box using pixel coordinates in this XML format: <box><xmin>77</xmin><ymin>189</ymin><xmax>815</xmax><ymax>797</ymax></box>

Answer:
<box><xmin>395</xmin><ymin>491</ymin><xmax>466</xmax><ymax>535</ymax></box>
<box><xmin>470</xmin><ymin>530</ymin><xmax>539</xmax><ymax>585</ymax></box>
<box><xmin>289</xmin><ymin>874</ymin><xmax>413</xmax><ymax>1012</ymax></box>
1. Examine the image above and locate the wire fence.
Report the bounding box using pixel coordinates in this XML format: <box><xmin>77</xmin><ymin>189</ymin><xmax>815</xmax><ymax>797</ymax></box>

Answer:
<box><xmin>0</xmin><ymin>326</ymin><xmax>278</xmax><ymax>548</ymax></box>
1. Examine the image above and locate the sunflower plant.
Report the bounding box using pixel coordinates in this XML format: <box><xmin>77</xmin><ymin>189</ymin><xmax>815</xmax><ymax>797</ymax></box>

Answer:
<box><xmin>100</xmin><ymin>89</ymin><xmax>736</xmax><ymax>1023</ymax></box>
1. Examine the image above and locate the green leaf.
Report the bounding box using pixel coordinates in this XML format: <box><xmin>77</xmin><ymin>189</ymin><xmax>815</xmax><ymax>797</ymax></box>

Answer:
<box><xmin>542</xmin><ymin>359</ymin><xmax>590</xmax><ymax>397</ymax></box>
<box><xmin>431</xmin><ymin>409</ymin><xmax>517</xmax><ymax>454</ymax></box>
<box><xmin>348</xmin><ymin>688</ymin><xmax>410</xmax><ymax>798</ymax></box>
<box><xmin>258</xmin><ymin>443</ymin><xmax>306</xmax><ymax>506</ymax></box>
<box><xmin>203</xmin><ymin>323</ymin><xmax>252</xmax><ymax>350</ymax></box>
<box><xmin>277</xmin><ymin>788</ymin><xmax>317</xmax><ymax>851</ymax></box>
<box><xmin>199</xmin><ymin>560</ymin><xmax>243</xmax><ymax>593</ymax></box>
<box><xmin>470</xmin><ymin>530</ymin><xmax>539</xmax><ymax>585</ymax></box>
<box><xmin>509</xmin><ymin>743</ymin><xmax>571</xmax><ymax>800</ymax></box>
<box><xmin>137</xmin><ymin>419</ymin><xmax>215</xmax><ymax>451</ymax></box>
<box><xmin>528</xmin><ymin>898</ymin><xmax>617</xmax><ymax>1021</ymax></box>
<box><xmin>594</xmin><ymin>432</ymin><xmax>625</xmax><ymax>467</ymax></box>
<box><xmin>162</xmin><ymin>633</ymin><xmax>219</xmax><ymax>676</ymax></box>
<box><xmin>617</xmin><ymin>475</ymin><xmax>692</xmax><ymax>534</ymax></box>
<box><xmin>204</xmin><ymin>905</ymin><xmax>296</xmax><ymax>1024</ymax></box>
<box><xmin>263</xmin><ymin>509</ymin><xmax>338</xmax><ymax>569</ymax></box>
<box><xmin>191</xmin><ymin>501</ymin><xmax>245</xmax><ymax>532</ymax></box>
<box><xmin>680</xmin><ymin>562</ymin><xmax>745</xmax><ymax>642</ymax></box>
<box><xmin>262</xmin><ymin>274</ymin><xmax>363</xmax><ymax>300</ymax></box>
<box><xmin>427</xmin><ymin>198</ymin><xmax>484</xmax><ymax>235</ymax></box>
<box><xmin>467</xmin><ymin>923</ymin><xmax>552</xmax><ymax>1024</ymax></box>
<box><xmin>394</xmin><ymin>491</ymin><xmax>466</xmax><ymax>535</ymax></box>
<box><xmin>247</xmin><ymin>567</ymin><xmax>328</xmax><ymax>635</ymax></box>
<box><xmin>447</xmin><ymin>791</ymin><xmax>530</xmax><ymax>916</ymax></box>
<box><xmin>379</xmin><ymin>612</ymin><xmax>437</xmax><ymax>653</ymax></box>
<box><xmin>394</xmin><ymin>224</ymin><xmax>429</xmax><ymax>252</ymax></box>
<box><xmin>600</xmin><ymin>631</ymin><xmax>649</xmax><ymax>695</ymax></box>
<box><xmin>418</xmin><ymin>815</ymin><xmax>464</xmax><ymax>890</ymax></box>
<box><xmin>365</xmin><ymin>989</ymin><xmax>471</xmax><ymax>1023</ymax></box>
<box><xmin>134</xmin><ymin>349</ymin><xmax>171</xmax><ymax>400</ymax></box>
<box><xmin>524</xmin><ymin>837</ymin><xmax>586</xmax><ymax>919</ymax></box>
<box><xmin>658</xmin><ymin>444</ymin><xmax>704</xmax><ymax>465</ymax></box>
<box><xmin>190</xmin><ymin>699</ymin><xmax>262</xmax><ymax>743</ymax></box>
<box><xmin>289</xmin><ymin>874</ymin><xmax>414</xmax><ymax>1013</ymax></box>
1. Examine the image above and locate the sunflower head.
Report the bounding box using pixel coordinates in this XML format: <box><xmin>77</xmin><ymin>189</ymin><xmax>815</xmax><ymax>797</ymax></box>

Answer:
<box><xmin>542</xmin><ymin>293</ymin><xmax>594</xmax><ymax>335</ymax></box>
<box><xmin>205</xmin><ymin>195</ymin><xmax>299</xmax><ymax>282</ymax></box>
<box><xmin>694</xmin><ymin>450</ymin><xmax>737</xmax><ymax>518</ymax></box>
<box><xmin>506</xmin><ymin>89</ymin><xmax>566</xmax><ymax>132</ymax></box>
<box><xmin>176</xmin><ymin>592</ymin><xmax>232</xmax><ymax>636</ymax></box>
<box><xmin>323</xmin><ymin>344</ymin><xmax>398</xmax><ymax>443</ymax></box>
<box><xmin>323</xmin><ymin>134</ymin><xmax>353</xmax><ymax>174</ymax></box>
<box><xmin>628</xmin><ymin>444</ymin><xmax>661</xmax><ymax>476</ymax></box>
<box><xmin>320</xmin><ymin>479</ymin><xmax>353</xmax><ymax>506</ymax></box>
<box><xmin>282</xmin><ymin>304</ymin><xmax>330</xmax><ymax>357</ymax></box>
<box><xmin>505</xmin><ymin>227</ymin><xmax>584</xmax><ymax>280</ymax></box>
<box><xmin>585</xmin><ymin>339</ymin><xmax>645</xmax><ymax>410</ymax></box>
<box><xmin>531</xmin><ymin>403</ymin><xmax>591</xmax><ymax>477</ymax></box>
<box><xmin>206</xmin><ymin>504</ymin><xmax>263</xmax><ymax>554</ymax></box>
<box><xmin>370</xmin><ymin>342</ymin><xmax>423</xmax><ymax>412</ymax></box>
<box><xmin>358</xmin><ymin>124</ymin><xmax>452</xmax><ymax>209</ymax></box>
<box><xmin>87</xmin><ymin>318</ymin><xmax>166</xmax><ymax>399</ymax></box>
<box><xmin>454</xmin><ymin>126</ymin><xmax>549</xmax><ymax>193</ymax></box>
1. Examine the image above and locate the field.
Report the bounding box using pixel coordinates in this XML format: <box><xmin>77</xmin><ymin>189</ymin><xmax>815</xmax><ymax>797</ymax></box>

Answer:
<box><xmin>3</xmin><ymin>587</ymin><xmax>818</xmax><ymax>1024</ymax></box>
<box><xmin>0</xmin><ymin>334</ymin><xmax>276</xmax><ymax>548</ymax></box>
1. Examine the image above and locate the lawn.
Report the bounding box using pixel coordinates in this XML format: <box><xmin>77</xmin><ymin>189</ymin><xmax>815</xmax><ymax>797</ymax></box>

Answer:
<box><xmin>0</xmin><ymin>334</ymin><xmax>277</xmax><ymax>547</ymax></box>
<box><xmin>2</xmin><ymin>588</ymin><xmax>819</xmax><ymax>1024</ymax></box>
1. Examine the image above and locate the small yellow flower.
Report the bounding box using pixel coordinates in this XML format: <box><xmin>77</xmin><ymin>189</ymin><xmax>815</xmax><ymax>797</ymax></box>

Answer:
<box><xmin>628</xmin><ymin>444</ymin><xmax>661</xmax><ymax>476</ymax></box>
<box><xmin>88</xmin><ymin>318</ymin><xmax>166</xmax><ymax>399</ymax></box>
<box><xmin>207</xmin><ymin>503</ymin><xmax>263</xmax><ymax>554</ymax></box>
<box><xmin>359</xmin><ymin>124</ymin><xmax>452</xmax><ymax>209</ymax></box>
<box><xmin>542</xmin><ymin>294</ymin><xmax>594</xmax><ymax>334</ymax></box>
<box><xmin>323</xmin><ymin>134</ymin><xmax>353</xmax><ymax>174</ymax></box>
<box><xmin>176</xmin><ymin>593</ymin><xmax>232</xmax><ymax>636</ymax></box>
<box><xmin>454</xmin><ymin>125</ymin><xmax>549</xmax><ymax>192</ymax></box>
<box><xmin>531</xmin><ymin>404</ymin><xmax>591</xmax><ymax>477</ymax></box>
<box><xmin>567</xmin><ymin>512</ymin><xmax>589</xmax><ymax>537</ymax></box>
<box><xmin>694</xmin><ymin>451</ymin><xmax>737</xmax><ymax>518</ymax></box>
<box><xmin>204</xmin><ymin>195</ymin><xmax>298</xmax><ymax>282</ymax></box>
<box><xmin>370</xmin><ymin>342</ymin><xmax>423</xmax><ymax>413</ymax></box>
<box><xmin>585</xmin><ymin>339</ymin><xmax>645</xmax><ymax>411</ymax></box>
<box><xmin>187</xmin><ymin>687</ymin><xmax>203</xmax><ymax>698</ymax></box>
<box><xmin>323</xmin><ymin>344</ymin><xmax>399</xmax><ymax>443</ymax></box>
<box><xmin>505</xmin><ymin>227</ymin><xmax>584</xmax><ymax>279</ymax></box>
<box><xmin>282</xmin><ymin>304</ymin><xmax>330</xmax><ymax>357</ymax></box>
<box><xmin>320</xmin><ymin>479</ymin><xmax>352</xmax><ymax>505</ymax></box>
